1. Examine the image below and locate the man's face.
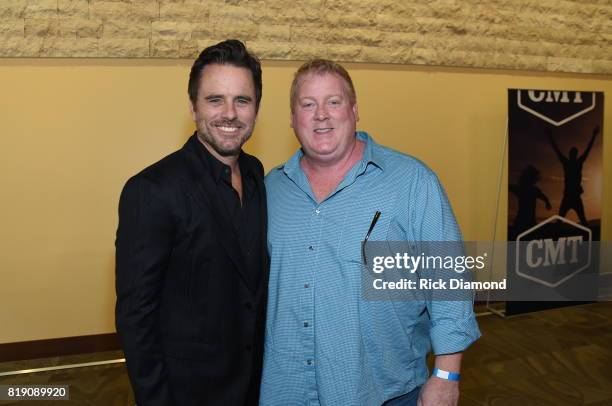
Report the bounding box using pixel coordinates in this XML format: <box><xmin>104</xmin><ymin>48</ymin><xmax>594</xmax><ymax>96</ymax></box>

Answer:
<box><xmin>291</xmin><ymin>72</ymin><xmax>359</xmax><ymax>165</ymax></box>
<box><xmin>190</xmin><ymin>64</ymin><xmax>257</xmax><ymax>158</ymax></box>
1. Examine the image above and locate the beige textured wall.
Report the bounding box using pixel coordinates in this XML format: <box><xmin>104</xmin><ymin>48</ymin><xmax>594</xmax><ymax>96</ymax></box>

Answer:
<box><xmin>1</xmin><ymin>0</ymin><xmax>611</xmax><ymax>74</ymax></box>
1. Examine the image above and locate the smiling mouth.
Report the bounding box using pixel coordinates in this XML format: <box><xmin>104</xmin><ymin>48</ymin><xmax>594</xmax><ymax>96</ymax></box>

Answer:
<box><xmin>215</xmin><ymin>124</ymin><xmax>242</xmax><ymax>133</ymax></box>
<box><xmin>217</xmin><ymin>127</ymin><xmax>239</xmax><ymax>133</ymax></box>
<box><xmin>314</xmin><ymin>128</ymin><xmax>333</xmax><ymax>134</ymax></box>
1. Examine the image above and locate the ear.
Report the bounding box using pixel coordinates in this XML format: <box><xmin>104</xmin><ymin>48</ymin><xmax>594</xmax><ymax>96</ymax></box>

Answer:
<box><xmin>352</xmin><ymin>102</ymin><xmax>359</xmax><ymax>122</ymax></box>
<box><xmin>188</xmin><ymin>99</ymin><xmax>197</xmax><ymax>121</ymax></box>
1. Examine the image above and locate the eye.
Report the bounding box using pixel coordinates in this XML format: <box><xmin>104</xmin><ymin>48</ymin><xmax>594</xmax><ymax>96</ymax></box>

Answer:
<box><xmin>329</xmin><ymin>99</ymin><xmax>341</xmax><ymax>106</ymax></box>
<box><xmin>301</xmin><ymin>101</ymin><xmax>315</xmax><ymax>109</ymax></box>
<box><xmin>206</xmin><ymin>97</ymin><xmax>222</xmax><ymax>104</ymax></box>
<box><xmin>236</xmin><ymin>97</ymin><xmax>251</xmax><ymax>105</ymax></box>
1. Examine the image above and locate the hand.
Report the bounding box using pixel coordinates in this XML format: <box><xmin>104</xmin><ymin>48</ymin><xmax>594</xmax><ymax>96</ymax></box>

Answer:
<box><xmin>417</xmin><ymin>376</ymin><xmax>459</xmax><ymax>406</ymax></box>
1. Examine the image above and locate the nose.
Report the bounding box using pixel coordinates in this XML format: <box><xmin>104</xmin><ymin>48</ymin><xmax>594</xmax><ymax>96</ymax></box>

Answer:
<box><xmin>222</xmin><ymin>102</ymin><xmax>237</xmax><ymax>120</ymax></box>
<box><xmin>315</xmin><ymin>104</ymin><xmax>328</xmax><ymax>121</ymax></box>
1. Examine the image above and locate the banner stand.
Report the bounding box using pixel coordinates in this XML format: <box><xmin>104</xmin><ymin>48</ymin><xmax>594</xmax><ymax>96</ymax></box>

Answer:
<box><xmin>485</xmin><ymin>118</ymin><xmax>509</xmax><ymax>319</ymax></box>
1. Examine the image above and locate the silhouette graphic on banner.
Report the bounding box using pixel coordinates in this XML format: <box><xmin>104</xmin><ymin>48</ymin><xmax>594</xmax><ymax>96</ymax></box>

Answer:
<box><xmin>547</xmin><ymin>126</ymin><xmax>599</xmax><ymax>226</ymax></box>
<box><xmin>510</xmin><ymin>165</ymin><xmax>552</xmax><ymax>232</ymax></box>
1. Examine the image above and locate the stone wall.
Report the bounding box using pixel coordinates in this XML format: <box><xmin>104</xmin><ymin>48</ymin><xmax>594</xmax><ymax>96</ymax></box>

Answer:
<box><xmin>1</xmin><ymin>0</ymin><xmax>611</xmax><ymax>74</ymax></box>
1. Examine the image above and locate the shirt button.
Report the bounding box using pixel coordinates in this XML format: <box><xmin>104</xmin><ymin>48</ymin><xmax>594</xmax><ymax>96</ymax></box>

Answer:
<box><xmin>304</xmin><ymin>283</ymin><xmax>310</xmax><ymax>288</ymax></box>
<box><xmin>315</xmin><ymin>208</ymin><xmax>321</xmax><ymax>214</ymax></box>
<box><xmin>303</xmin><ymin>321</ymin><xmax>309</xmax><ymax>327</ymax></box>
<box><xmin>308</xmin><ymin>245</ymin><xmax>314</xmax><ymax>251</ymax></box>
<box><xmin>306</xmin><ymin>359</ymin><xmax>313</xmax><ymax>365</ymax></box>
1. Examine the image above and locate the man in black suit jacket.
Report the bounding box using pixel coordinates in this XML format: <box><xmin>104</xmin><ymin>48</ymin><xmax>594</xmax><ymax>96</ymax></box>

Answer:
<box><xmin>115</xmin><ymin>40</ymin><xmax>269</xmax><ymax>406</ymax></box>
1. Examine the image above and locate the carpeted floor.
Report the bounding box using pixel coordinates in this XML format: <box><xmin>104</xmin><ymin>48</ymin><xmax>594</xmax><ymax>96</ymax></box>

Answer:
<box><xmin>1</xmin><ymin>302</ymin><xmax>611</xmax><ymax>405</ymax></box>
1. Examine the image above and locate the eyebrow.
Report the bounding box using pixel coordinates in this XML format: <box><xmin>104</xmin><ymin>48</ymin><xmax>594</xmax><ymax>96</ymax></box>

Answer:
<box><xmin>203</xmin><ymin>94</ymin><xmax>253</xmax><ymax>101</ymax></box>
<box><xmin>300</xmin><ymin>94</ymin><xmax>344</xmax><ymax>100</ymax></box>
<box><xmin>203</xmin><ymin>94</ymin><xmax>221</xmax><ymax>100</ymax></box>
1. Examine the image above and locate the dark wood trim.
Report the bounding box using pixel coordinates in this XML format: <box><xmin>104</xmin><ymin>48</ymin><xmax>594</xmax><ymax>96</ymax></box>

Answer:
<box><xmin>475</xmin><ymin>300</ymin><xmax>504</xmax><ymax>305</ymax></box>
<box><xmin>0</xmin><ymin>333</ymin><xmax>120</xmax><ymax>362</ymax></box>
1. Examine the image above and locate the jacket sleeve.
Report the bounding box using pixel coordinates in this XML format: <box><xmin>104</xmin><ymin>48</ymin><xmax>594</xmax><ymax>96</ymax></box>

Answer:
<box><xmin>115</xmin><ymin>175</ymin><xmax>175</xmax><ymax>406</ymax></box>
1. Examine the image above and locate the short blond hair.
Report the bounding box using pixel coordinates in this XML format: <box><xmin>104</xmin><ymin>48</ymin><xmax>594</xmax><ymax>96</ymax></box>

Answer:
<box><xmin>290</xmin><ymin>59</ymin><xmax>357</xmax><ymax>112</ymax></box>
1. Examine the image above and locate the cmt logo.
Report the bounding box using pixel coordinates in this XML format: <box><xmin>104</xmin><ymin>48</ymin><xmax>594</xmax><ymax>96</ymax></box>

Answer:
<box><xmin>526</xmin><ymin>90</ymin><xmax>584</xmax><ymax>104</ymax></box>
<box><xmin>515</xmin><ymin>89</ymin><xmax>596</xmax><ymax>126</ymax></box>
<box><xmin>515</xmin><ymin>215</ymin><xmax>592</xmax><ymax>288</ymax></box>
<box><xmin>525</xmin><ymin>236</ymin><xmax>583</xmax><ymax>268</ymax></box>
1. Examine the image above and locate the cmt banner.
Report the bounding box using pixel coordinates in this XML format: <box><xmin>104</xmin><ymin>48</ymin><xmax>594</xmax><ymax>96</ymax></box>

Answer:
<box><xmin>507</xmin><ymin>89</ymin><xmax>604</xmax><ymax>315</ymax></box>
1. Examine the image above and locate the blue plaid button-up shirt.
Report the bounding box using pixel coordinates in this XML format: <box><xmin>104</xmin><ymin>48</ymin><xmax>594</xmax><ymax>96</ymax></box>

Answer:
<box><xmin>260</xmin><ymin>132</ymin><xmax>480</xmax><ymax>406</ymax></box>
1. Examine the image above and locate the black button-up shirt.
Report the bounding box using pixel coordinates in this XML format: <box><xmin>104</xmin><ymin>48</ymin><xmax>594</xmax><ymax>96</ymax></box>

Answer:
<box><xmin>196</xmin><ymin>138</ymin><xmax>263</xmax><ymax>288</ymax></box>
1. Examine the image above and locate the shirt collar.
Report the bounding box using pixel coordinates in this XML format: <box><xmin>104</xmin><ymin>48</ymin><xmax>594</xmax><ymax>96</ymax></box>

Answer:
<box><xmin>192</xmin><ymin>132</ymin><xmax>250</xmax><ymax>184</ymax></box>
<box><xmin>356</xmin><ymin>131</ymin><xmax>385</xmax><ymax>171</ymax></box>
<box><xmin>281</xmin><ymin>131</ymin><xmax>385</xmax><ymax>179</ymax></box>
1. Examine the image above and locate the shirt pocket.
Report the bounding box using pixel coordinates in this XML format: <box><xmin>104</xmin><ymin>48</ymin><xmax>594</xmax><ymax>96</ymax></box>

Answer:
<box><xmin>338</xmin><ymin>211</ymin><xmax>392</xmax><ymax>265</ymax></box>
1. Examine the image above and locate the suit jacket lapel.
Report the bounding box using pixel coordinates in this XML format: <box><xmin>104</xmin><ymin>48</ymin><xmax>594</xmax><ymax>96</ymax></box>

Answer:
<box><xmin>181</xmin><ymin>136</ymin><xmax>253</xmax><ymax>293</ymax></box>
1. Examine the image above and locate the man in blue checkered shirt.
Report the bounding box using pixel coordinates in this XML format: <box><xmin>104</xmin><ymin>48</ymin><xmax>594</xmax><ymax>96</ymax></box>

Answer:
<box><xmin>259</xmin><ymin>59</ymin><xmax>481</xmax><ymax>406</ymax></box>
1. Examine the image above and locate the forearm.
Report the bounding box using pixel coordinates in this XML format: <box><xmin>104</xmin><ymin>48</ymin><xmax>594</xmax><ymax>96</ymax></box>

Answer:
<box><xmin>434</xmin><ymin>352</ymin><xmax>462</xmax><ymax>373</ymax></box>
<box><xmin>418</xmin><ymin>353</ymin><xmax>462</xmax><ymax>406</ymax></box>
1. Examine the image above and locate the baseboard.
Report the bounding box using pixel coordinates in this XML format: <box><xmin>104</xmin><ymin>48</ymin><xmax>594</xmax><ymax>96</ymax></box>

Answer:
<box><xmin>0</xmin><ymin>333</ymin><xmax>120</xmax><ymax>362</ymax></box>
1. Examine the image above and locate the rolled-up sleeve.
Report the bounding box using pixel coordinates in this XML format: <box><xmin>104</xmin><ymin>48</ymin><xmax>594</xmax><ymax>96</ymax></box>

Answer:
<box><xmin>412</xmin><ymin>169</ymin><xmax>481</xmax><ymax>355</ymax></box>
<box><xmin>428</xmin><ymin>304</ymin><xmax>481</xmax><ymax>355</ymax></box>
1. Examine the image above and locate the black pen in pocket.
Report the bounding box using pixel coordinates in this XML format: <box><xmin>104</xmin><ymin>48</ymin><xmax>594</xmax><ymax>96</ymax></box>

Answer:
<box><xmin>361</xmin><ymin>211</ymin><xmax>381</xmax><ymax>265</ymax></box>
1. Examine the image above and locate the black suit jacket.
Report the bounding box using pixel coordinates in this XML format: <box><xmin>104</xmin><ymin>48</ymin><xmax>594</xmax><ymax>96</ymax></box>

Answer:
<box><xmin>115</xmin><ymin>135</ymin><xmax>269</xmax><ymax>406</ymax></box>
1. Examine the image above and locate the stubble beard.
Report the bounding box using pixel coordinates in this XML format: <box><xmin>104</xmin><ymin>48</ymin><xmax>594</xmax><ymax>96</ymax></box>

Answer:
<box><xmin>197</xmin><ymin>121</ymin><xmax>252</xmax><ymax>157</ymax></box>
